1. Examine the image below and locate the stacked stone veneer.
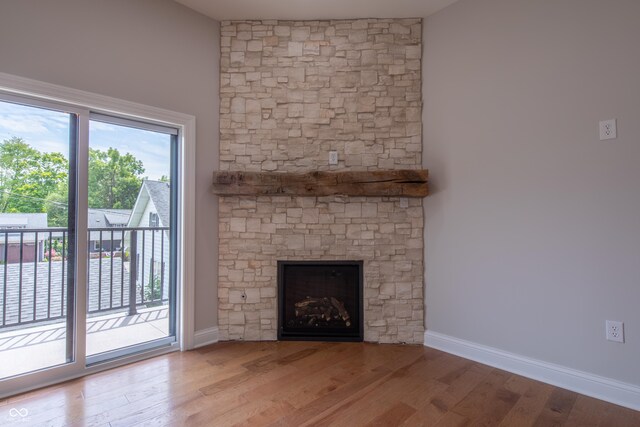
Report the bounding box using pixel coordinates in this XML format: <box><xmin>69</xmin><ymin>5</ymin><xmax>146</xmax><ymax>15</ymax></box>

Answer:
<box><xmin>218</xmin><ymin>18</ymin><xmax>424</xmax><ymax>344</ymax></box>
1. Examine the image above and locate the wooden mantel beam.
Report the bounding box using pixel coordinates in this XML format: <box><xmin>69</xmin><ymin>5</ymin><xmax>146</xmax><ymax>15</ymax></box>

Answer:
<box><xmin>211</xmin><ymin>170</ymin><xmax>428</xmax><ymax>197</ymax></box>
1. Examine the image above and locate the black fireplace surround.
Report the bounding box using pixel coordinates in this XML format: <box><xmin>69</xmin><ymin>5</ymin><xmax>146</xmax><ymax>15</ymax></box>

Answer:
<box><xmin>278</xmin><ymin>261</ymin><xmax>363</xmax><ymax>342</ymax></box>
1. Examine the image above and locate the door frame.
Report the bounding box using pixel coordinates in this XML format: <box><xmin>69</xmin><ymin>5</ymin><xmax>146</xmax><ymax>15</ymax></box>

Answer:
<box><xmin>0</xmin><ymin>72</ymin><xmax>196</xmax><ymax>398</ymax></box>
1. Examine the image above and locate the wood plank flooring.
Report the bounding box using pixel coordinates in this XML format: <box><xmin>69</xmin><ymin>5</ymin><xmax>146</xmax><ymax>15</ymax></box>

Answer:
<box><xmin>2</xmin><ymin>341</ymin><xmax>638</xmax><ymax>426</ymax></box>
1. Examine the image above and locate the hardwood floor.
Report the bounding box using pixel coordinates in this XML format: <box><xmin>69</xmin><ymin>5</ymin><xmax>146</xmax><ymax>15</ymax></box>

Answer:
<box><xmin>2</xmin><ymin>341</ymin><xmax>638</xmax><ymax>426</ymax></box>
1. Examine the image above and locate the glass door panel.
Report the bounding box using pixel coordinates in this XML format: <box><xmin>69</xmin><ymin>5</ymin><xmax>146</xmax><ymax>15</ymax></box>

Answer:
<box><xmin>0</xmin><ymin>98</ymin><xmax>76</xmax><ymax>379</ymax></box>
<box><xmin>86</xmin><ymin>114</ymin><xmax>176</xmax><ymax>362</ymax></box>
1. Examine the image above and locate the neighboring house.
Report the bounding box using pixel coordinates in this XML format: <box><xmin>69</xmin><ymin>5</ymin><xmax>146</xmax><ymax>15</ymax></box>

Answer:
<box><xmin>127</xmin><ymin>180</ymin><xmax>171</xmax><ymax>301</ymax></box>
<box><xmin>88</xmin><ymin>209</ymin><xmax>131</xmax><ymax>253</ymax></box>
<box><xmin>0</xmin><ymin>213</ymin><xmax>48</xmax><ymax>264</ymax></box>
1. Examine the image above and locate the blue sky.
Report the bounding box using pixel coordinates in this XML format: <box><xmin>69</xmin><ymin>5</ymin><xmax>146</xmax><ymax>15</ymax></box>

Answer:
<box><xmin>0</xmin><ymin>100</ymin><xmax>170</xmax><ymax>180</ymax></box>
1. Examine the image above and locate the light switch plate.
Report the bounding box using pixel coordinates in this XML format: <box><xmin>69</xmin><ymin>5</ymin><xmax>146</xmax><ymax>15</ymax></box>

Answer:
<box><xmin>599</xmin><ymin>119</ymin><xmax>617</xmax><ymax>140</ymax></box>
<box><xmin>329</xmin><ymin>151</ymin><xmax>338</xmax><ymax>165</ymax></box>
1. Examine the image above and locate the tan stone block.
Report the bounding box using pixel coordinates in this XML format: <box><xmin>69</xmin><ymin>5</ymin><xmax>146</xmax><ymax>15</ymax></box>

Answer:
<box><xmin>345</xmin><ymin>140</ymin><xmax>364</xmax><ymax>154</ymax></box>
<box><xmin>395</xmin><ymin>260</ymin><xmax>413</xmax><ymax>272</ymax></box>
<box><xmin>245</xmin><ymin>288</ymin><xmax>261</xmax><ymax>303</ymax></box>
<box><xmin>304</xmin><ymin>103</ymin><xmax>320</xmax><ymax>118</ymax></box>
<box><xmin>288</xmin><ymin>42</ymin><xmax>303</xmax><ymax>56</ymax></box>
<box><xmin>361</xmin><ymin>50</ymin><xmax>377</xmax><ymax>65</ymax></box>
<box><xmin>406</xmin><ymin>122</ymin><xmax>421</xmax><ymax>136</ymax></box>
<box><xmin>346</xmin><ymin>224</ymin><xmax>362</xmax><ymax>239</ymax></box>
<box><xmin>246</xmin><ymin>113</ymin><xmax>261</xmax><ymax>129</ymax></box>
<box><xmin>330</xmin><ymin>224</ymin><xmax>346</xmax><ymax>234</ymax></box>
<box><xmin>349</xmin><ymin>30</ymin><xmax>368</xmax><ymax>43</ymax></box>
<box><xmin>286</xmin><ymin>208</ymin><xmax>302</xmax><ymax>217</ymax></box>
<box><xmin>230</xmin><ymin>97</ymin><xmax>245</xmax><ymax>114</ymax></box>
<box><xmin>388</xmin><ymin>64</ymin><xmax>406</xmax><ymax>75</ymax></box>
<box><xmin>263</xmin><ymin>36</ymin><xmax>279</xmax><ymax>47</ymax></box>
<box><xmin>396</xmin><ymin>283</ymin><xmax>412</xmax><ymax>299</ymax></box>
<box><xmin>246</xmin><ymin>71</ymin><xmax>261</xmax><ymax>82</ymax></box>
<box><xmin>247</xmin><ymin>40</ymin><xmax>263</xmax><ymax>52</ymax></box>
<box><xmin>285</xmin><ymin>234</ymin><xmax>305</xmax><ymax>249</ymax></box>
<box><xmin>375</xmin><ymin>34</ymin><xmax>394</xmax><ymax>44</ymax></box>
<box><xmin>236</xmin><ymin>31</ymin><xmax>252</xmax><ymax>41</ymax></box>
<box><xmin>230</xmin><ymin>218</ymin><xmax>246</xmax><ymax>232</ymax></box>
<box><xmin>345</xmin><ymin>154</ymin><xmax>363</xmax><ymax>166</ymax></box>
<box><xmin>352</xmin><ymin>19</ymin><xmax>369</xmax><ymax>30</ymax></box>
<box><xmin>246</xmin><ymin>99</ymin><xmax>261</xmax><ymax>113</ymax></box>
<box><xmin>405</xmin><ymin>45</ymin><xmax>421</xmax><ymax>59</ymax></box>
<box><xmin>246</xmin><ymin>218</ymin><xmax>261</xmax><ymax>232</ymax></box>
<box><xmin>357</xmin><ymin>97</ymin><xmax>376</xmax><ymax>113</ymax></box>
<box><xmin>291</xmin><ymin>27</ymin><xmax>310</xmax><ymax>41</ymax></box>
<box><xmin>390</xmin><ymin>23</ymin><xmax>410</xmax><ymax>34</ymax></box>
<box><xmin>369</xmin><ymin>319</ymin><xmax>387</xmax><ymax>327</ymax></box>
<box><xmin>260</xmin><ymin>287</ymin><xmax>277</xmax><ymax>298</ymax></box>
<box><xmin>261</xmin><ymin>160</ymin><xmax>277</xmax><ymax>171</ymax></box>
<box><xmin>274</xmin><ymin>26</ymin><xmax>290</xmax><ymax>37</ymax></box>
<box><xmin>380</xmin><ymin>283</ymin><xmax>395</xmax><ymax>296</ymax></box>
<box><xmin>288</xmin><ymin>67</ymin><xmax>305</xmax><ymax>82</ymax></box>
<box><xmin>304</xmin><ymin>235</ymin><xmax>321</xmax><ymax>249</ymax></box>
<box><xmin>272</xmin><ymin>213</ymin><xmax>286</xmax><ymax>224</ymax></box>
<box><xmin>360</xmin><ymin>70</ymin><xmax>378</xmax><ymax>86</ymax></box>
<box><xmin>230</xmin><ymin>51</ymin><xmax>245</xmax><ymax>65</ymax></box>
<box><xmin>406</xmin><ymin>107</ymin><xmax>421</xmax><ymax>122</ymax></box>
<box><xmin>228</xmin><ymin>311</ymin><xmax>245</xmax><ymax>325</ymax></box>
<box><xmin>245</xmin><ymin>52</ymin><xmax>262</xmax><ymax>67</ymax></box>
<box><xmin>229</xmin><ymin>73</ymin><xmax>246</xmax><ymax>88</ymax></box>
<box><xmin>229</xmin><ymin>290</ymin><xmax>245</xmax><ymax>304</ymax></box>
<box><xmin>302</xmin><ymin>208</ymin><xmax>319</xmax><ymax>223</ymax></box>
<box><xmin>262</xmin><ymin>77</ymin><xmax>278</xmax><ymax>87</ymax></box>
<box><xmin>303</xmin><ymin>41</ymin><xmax>320</xmax><ymax>55</ymax></box>
<box><xmin>231</xmin><ymin>40</ymin><xmax>247</xmax><ymax>52</ymax></box>
<box><xmin>288</xmin><ymin>103</ymin><xmax>304</xmax><ymax>117</ymax></box>
<box><xmin>345</xmin><ymin>203</ymin><xmax>362</xmax><ymax>218</ymax></box>
<box><xmin>361</xmin><ymin>203</ymin><xmax>378</xmax><ymax>217</ymax></box>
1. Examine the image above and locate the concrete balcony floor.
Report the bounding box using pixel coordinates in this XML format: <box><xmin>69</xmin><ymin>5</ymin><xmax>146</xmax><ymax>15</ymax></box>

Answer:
<box><xmin>0</xmin><ymin>305</ymin><xmax>168</xmax><ymax>379</ymax></box>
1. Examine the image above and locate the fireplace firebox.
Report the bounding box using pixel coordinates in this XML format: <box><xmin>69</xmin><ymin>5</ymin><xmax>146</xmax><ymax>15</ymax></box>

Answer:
<box><xmin>278</xmin><ymin>261</ymin><xmax>363</xmax><ymax>342</ymax></box>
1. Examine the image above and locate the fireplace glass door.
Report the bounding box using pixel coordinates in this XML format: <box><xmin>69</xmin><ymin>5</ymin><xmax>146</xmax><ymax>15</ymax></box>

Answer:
<box><xmin>278</xmin><ymin>261</ymin><xmax>363</xmax><ymax>341</ymax></box>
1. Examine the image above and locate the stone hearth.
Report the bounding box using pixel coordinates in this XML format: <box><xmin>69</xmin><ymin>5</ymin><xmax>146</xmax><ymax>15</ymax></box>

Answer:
<box><xmin>217</xmin><ymin>18</ymin><xmax>424</xmax><ymax>344</ymax></box>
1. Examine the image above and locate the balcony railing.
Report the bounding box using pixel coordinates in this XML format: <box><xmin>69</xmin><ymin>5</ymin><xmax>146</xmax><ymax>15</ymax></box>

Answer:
<box><xmin>0</xmin><ymin>226</ymin><xmax>170</xmax><ymax>329</ymax></box>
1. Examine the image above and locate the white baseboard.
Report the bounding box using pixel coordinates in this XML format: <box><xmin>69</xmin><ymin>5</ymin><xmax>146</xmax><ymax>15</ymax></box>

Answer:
<box><xmin>193</xmin><ymin>326</ymin><xmax>219</xmax><ymax>348</ymax></box>
<box><xmin>424</xmin><ymin>330</ymin><xmax>640</xmax><ymax>411</ymax></box>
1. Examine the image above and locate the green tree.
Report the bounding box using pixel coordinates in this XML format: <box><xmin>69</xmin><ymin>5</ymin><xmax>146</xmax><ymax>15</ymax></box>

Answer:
<box><xmin>44</xmin><ymin>182</ymin><xmax>68</xmax><ymax>227</ymax></box>
<box><xmin>88</xmin><ymin>147</ymin><xmax>144</xmax><ymax>209</ymax></box>
<box><xmin>0</xmin><ymin>137</ymin><xmax>68</xmax><ymax>213</ymax></box>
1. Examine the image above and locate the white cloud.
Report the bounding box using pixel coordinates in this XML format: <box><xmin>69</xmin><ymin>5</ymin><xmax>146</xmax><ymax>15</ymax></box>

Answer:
<box><xmin>89</xmin><ymin>121</ymin><xmax>116</xmax><ymax>132</ymax></box>
<box><xmin>0</xmin><ymin>116</ymin><xmax>49</xmax><ymax>134</ymax></box>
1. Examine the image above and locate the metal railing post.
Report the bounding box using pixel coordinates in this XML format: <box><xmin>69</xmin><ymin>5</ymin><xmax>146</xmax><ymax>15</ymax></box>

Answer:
<box><xmin>128</xmin><ymin>230</ymin><xmax>138</xmax><ymax>316</ymax></box>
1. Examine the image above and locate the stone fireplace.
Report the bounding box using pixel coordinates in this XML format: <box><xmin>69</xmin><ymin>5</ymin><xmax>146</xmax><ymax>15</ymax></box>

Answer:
<box><xmin>217</xmin><ymin>18</ymin><xmax>424</xmax><ymax>344</ymax></box>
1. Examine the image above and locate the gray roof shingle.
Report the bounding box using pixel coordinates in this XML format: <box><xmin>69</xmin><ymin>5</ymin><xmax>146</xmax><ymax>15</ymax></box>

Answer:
<box><xmin>143</xmin><ymin>181</ymin><xmax>170</xmax><ymax>227</ymax></box>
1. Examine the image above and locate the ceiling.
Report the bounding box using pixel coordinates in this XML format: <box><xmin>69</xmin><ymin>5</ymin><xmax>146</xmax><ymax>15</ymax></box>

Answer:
<box><xmin>174</xmin><ymin>0</ymin><xmax>459</xmax><ymax>21</ymax></box>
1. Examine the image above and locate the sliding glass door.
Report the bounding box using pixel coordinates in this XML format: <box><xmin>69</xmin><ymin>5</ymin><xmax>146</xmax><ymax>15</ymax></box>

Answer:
<box><xmin>0</xmin><ymin>91</ymin><xmax>180</xmax><ymax>390</ymax></box>
<box><xmin>0</xmin><ymin>95</ymin><xmax>78</xmax><ymax>380</ymax></box>
<box><xmin>85</xmin><ymin>114</ymin><xmax>177</xmax><ymax>363</ymax></box>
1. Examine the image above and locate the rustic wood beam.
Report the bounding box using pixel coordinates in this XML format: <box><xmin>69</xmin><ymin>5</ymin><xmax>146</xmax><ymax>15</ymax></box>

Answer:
<box><xmin>211</xmin><ymin>170</ymin><xmax>428</xmax><ymax>197</ymax></box>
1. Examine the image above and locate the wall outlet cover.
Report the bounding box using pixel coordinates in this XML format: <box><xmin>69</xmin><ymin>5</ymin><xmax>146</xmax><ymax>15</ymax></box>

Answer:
<box><xmin>606</xmin><ymin>320</ymin><xmax>624</xmax><ymax>343</ymax></box>
<box><xmin>599</xmin><ymin>119</ymin><xmax>617</xmax><ymax>140</ymax></box>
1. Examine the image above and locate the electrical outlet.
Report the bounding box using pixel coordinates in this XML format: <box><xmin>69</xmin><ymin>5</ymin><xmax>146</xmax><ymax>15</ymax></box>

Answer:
<box><xmin>606</xmin><ymin>320</ymin><xmax>624</xmax><ymax>343</ymax></box>
<box><xmin>329</xmin><ymin>151</ymin><xmax>338</xmax><ymax>165</ymax></box>
<box><xmin>599</xmin><ymin>119</ymin><xmax>617</xmax><ymax>140</ymax></box>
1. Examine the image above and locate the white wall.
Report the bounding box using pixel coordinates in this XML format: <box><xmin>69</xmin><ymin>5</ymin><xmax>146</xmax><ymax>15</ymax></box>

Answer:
<box><xmin>0</xmin><ymin>0</ymin><xmax>220</xmax><ymax>331</ymax></box>
<box><xmin>423</xmin><ymin>0</ymin><xmax>640</xmax><ymax>385</ymax></box>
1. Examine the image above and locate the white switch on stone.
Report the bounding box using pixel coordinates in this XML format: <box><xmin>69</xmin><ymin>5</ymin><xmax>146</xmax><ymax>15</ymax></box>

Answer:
<box><xmin>599</xmin><ymin>119</ymin><xmax>617</xmax><ymax>140</ymax></box>
<box><xmin>329</xmin><ymin>151</ymin><xmax>338</xmax><ymax>165</ymax></box>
